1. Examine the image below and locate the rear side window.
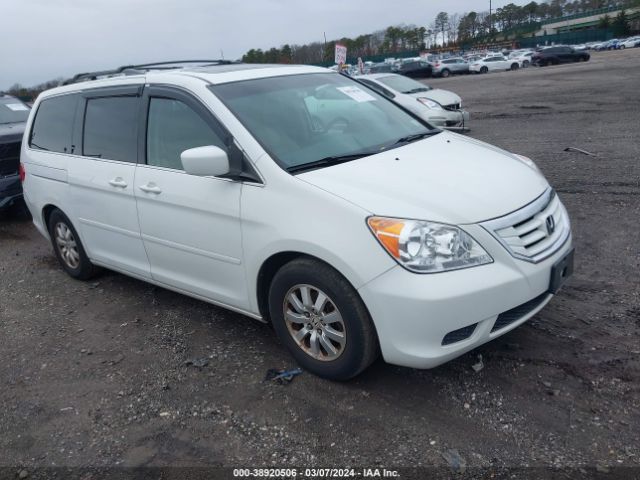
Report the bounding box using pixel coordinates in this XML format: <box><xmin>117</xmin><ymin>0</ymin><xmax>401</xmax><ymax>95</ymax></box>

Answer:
<box><xmin>30</xmin><ymin>94</ymin><xmax>78</xmax><ymax>153</ymax></box>
<box><xmin>83</xmin><ymin>96</ymin><xmax>138</xmax><ymax>162</ymax></box>
<box><xmin>146</xmin><ymin>98</ymin><xmax>226</xmax><ymax>170</ymax></box>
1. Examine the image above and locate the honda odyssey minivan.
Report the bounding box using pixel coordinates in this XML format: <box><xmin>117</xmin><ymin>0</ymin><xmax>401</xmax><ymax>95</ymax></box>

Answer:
<box><xmin>21</xmin><ymin>62</ymin><xmax>574</xmax><ymax>380</ymax></box>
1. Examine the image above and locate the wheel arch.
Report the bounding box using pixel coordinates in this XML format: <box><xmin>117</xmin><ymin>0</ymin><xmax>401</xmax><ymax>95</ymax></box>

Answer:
<box><xmin>42</xmin><ymin>204</ymin><xmax>61</xmax><ymax>237</ymax></box>
<box><xmin>255</xmin><ymin>250</ymin><xmax>376</xmax><ymax>326</ymax></box>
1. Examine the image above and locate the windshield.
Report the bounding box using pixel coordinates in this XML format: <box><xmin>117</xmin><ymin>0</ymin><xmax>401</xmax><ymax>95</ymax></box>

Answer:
<box><xmin>0</xmin><ymin>98</ymin><xmax>30</xmax><ymax>124</ymax></box>
<box><xmin>376</xmin><ymin>75</ymin><xmax>432</xmax><ymax>94</ymax></box>
<box><xmin>212</xmin><ymin>73</ymin><xmax>436</xmax><ymax>172</ymax></box>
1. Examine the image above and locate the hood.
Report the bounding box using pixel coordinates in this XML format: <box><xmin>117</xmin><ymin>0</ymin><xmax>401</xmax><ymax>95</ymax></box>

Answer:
<box><xmin>0</xmin><ymin>122</ymin><xmax>26</xmax><ymax>144</ymax></box>
<box><xmin>298</xmin><ymin>131</ymin><xmax>548</xmax><ymax>225</ymax></box>
<box><xmin>410</xmin><ymin>89</ymin><xmax>461</xmax><ymax>107</ymax></box>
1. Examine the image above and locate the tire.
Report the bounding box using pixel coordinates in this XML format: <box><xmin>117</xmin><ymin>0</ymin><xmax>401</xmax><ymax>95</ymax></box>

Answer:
<box><xmin>523</xmin><ymin>60</ymin><xmax>530</xmax><ymax>68</ymax></box>
<box><xmin>480</xmin><ymin>66</ymin><xmax>488</xmax><ymax>74</ymax></box>
<box><xmin>620</xmin><ymin>45</ymin><xmax>625</xmax><ymax>50</ymax></box>
<box><xmin>441</xmin><ymin>69</ymin><xmax>451</xmax><ymax>78</ymax></box>
<box><xmin>268</xmin><ymin>257</ymin><xmax>379</xmax><ymax>380</ymax></box>
<box><xmin>47</xmin><ymin>209</ymin><xmax>100</xmax><ymax>280</ymax></box>
<box><xmin>511</xmin><ymin>63</ymin><xmax>519</xmax><ymax>70</ymax></box>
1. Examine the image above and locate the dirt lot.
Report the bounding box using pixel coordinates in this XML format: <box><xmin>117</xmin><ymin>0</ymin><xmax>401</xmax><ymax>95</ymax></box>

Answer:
<box><xmin>1</xmin><ymin>49</ymin><xmax>639</xmax><ymax>476</ymax></box>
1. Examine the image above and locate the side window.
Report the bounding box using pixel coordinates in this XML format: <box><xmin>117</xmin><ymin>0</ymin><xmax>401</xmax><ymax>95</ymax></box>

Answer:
<box><xmin>30</xmin><ymin>94</ymin><xmax>78</xmax><ymax>153</ymax></box>
<box><xmin>146</xmin><ymin>98</ymin><xmax>226</xmax><ymax>170</ymax></box>
<box><xmin>83</xmin><ymin>96</ymin><xmax>138</xmax><ymax>162</ymax></box>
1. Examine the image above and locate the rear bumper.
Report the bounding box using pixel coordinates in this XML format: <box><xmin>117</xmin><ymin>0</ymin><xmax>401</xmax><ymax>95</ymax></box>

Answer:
<box><xmin>0</xmin><ymin>174</ymin><xmax>22</xmax><ymax>211</ymax></box>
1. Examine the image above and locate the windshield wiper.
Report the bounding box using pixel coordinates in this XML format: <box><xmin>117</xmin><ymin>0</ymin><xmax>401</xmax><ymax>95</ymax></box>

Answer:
<box><xmin>287</xmin><ymin>151</ymin><xmax>379</xmax><ymax>174</ymax></box>
<box><xmin>391</xmin><ymin>130</ymin><xmax>440</xmax><ymax>147</ymax></box>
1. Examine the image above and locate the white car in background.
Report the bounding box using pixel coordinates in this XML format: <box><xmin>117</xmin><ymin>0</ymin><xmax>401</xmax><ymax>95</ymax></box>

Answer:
<box><xmin>470</xmin><ymin>56</ymin><xmax>521</xmax><ymax>74</ymax></box>
<box><xmin>509</xmin><ymin>50</ymin><xmax>534</xmax><ymax>67</ymax></box>
<box><xmin>359</xmin><ymin>73</ymin><xmax>469</xmax><ymax>131</ymax></box>
<box><xmin>620</xmin><ymin>37</ymin><xmax>640</xmax><ymax>49</ymax></box>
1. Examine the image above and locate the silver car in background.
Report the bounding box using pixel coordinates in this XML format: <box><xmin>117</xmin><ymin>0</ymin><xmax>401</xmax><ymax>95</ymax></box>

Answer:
<box><xmin>359</xmin><ymin>73</ymin><xmax>469</xmax><ymax>131</ymax></box>
<box><xmin>431</xmin><ymin>57</ymin><xmax>470</xmax><ymax>77</ymax></box>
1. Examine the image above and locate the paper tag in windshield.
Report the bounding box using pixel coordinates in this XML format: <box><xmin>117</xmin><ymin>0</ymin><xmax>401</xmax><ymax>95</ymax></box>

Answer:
<box><xmin>336</xmin><ymin>86</ymin><xmax>376</xmax><ymax>103</ymax></box>
<box><xmin>5</xmin><ymin>103</ymin><xmax>28</xmax><ymax>111</ymax></box>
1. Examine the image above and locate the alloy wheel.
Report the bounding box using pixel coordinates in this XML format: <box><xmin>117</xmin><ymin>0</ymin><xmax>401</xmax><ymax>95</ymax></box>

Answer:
<box><xmin>283</xmin><ymin>284</ymin><xmax>346</xmax><ymax>361</ymax></box>
<box><xmin>54</xmin><ymin>222</ymin><xmax>80</xmax><ymax>269</ymax></box>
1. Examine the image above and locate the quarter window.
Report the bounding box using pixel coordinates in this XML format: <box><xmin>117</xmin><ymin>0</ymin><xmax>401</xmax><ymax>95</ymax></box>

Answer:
<box><xmin>30</xmin><ymin>94</ymin><xmax>79</xmax><ymax>154</ymax></box>
<box><xmin>83</xmin><ymin>96</ymin><xmax>138</xmax><ymax>162</ymax></box>
<box><xmin>146</xmin><ymin>98</ymin><xmax>226</xmax><ymax>170</ymax></box>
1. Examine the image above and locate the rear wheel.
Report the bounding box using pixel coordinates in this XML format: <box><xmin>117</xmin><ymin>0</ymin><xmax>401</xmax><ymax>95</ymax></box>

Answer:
<box><xmin>523</xmin><ymin>60</ymin><xmax>530</xmax><ymax>68</ymax></box>
<box><xmin>47</xmin><ymin>209</ymin><xmax>100</xmax><ymax>280</ymax></box>
<box><xmin>268</xmin><ymin>258</ymin><xmax>379</xmax><ymax>380</ymax></box>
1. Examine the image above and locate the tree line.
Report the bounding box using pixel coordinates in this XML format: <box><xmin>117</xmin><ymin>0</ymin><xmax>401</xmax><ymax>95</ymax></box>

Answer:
<box><xmin>242</xmin><ymin>0</ymin><xmax>640</xmax><ymax>64</ymax></box>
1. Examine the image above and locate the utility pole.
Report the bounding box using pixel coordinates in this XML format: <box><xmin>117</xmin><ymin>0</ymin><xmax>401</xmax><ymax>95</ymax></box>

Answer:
<box><xmin>489</xmin><ymin>0</ymin><xmax>492</xmax><ymax>35</ymax></box>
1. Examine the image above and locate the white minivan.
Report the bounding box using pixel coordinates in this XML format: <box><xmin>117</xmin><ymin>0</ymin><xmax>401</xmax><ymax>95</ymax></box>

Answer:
<box><xmin>21</xmin><ymin>62</ymin><xmax>574</xmax><ymax>380</ymax></box>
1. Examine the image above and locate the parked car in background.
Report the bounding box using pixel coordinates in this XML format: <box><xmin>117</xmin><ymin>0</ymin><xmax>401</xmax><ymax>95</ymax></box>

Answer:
<box><xmin>1</xmin><ymin>94</ymin><xmax>31</xmax><ymax>216</ymax></box>
<box><xmin>398</xmin><ymin>60</ymin><xmax>433</xmax><ymax>78</ymax></box>
<box><xmin>469</xmin><ymin>56</ymin><xmax>520</xmax><ymax>74</ymax></box>
<box><xmin>531</xmin><ymin>46</ymin><xmax>590</xmax><ymax>66</ymax></box>
<box><xmin>431</xmin><ymin>57</ymin><xmax>469</xmax><ymax>77</ymax></box>
<box><xmin>510</xmin><ymin>51</ymin><xmax>534</xmax><ymax>68</ymax></box>
<box><xmin>369</xmin><ymin>62</ymin><xmax>395</xmax><ymax>74</ymax></box>
<box><xmin>620</xmin><ymin>37</ymin><xmax>640</xmax><ymax>49</ymax></box>
<box><xmin>595</xmin><ymin>39</ymin><xmax>620</xmax><ymax>51</ymax></box>
<box><xmin>21</xmin><ymin>62</ymin><xmax>573</xmax><ymax>379</ymax></box>
<box><xmin>358</xmin><ymin>73</ymin><xmax>469</xmax><ymax>130</ymax></box>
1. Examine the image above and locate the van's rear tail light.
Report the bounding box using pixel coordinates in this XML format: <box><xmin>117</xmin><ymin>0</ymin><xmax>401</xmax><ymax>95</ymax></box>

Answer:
<box><xmin>19</xmin><ymin>163</ymin><xmax>26</xmax><ymax>182</ymax></box>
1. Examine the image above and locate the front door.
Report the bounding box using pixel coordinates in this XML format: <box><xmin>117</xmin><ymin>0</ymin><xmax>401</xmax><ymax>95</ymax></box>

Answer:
<box><xmin>134</xmin><ymin>86</ymin><xmax>248</xmax><ymax>310</ymax></box>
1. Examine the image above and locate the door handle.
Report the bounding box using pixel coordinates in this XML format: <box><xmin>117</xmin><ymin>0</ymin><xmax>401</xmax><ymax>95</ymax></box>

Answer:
<box><xmin>109</xmin><ymin>177</ymin><xmax>128</xmax><ymax>188</ymax></box>
<box><xmin>139</xmin><ymin>183</ymin><xmax>162</xmax><ymax>194</ymax></box>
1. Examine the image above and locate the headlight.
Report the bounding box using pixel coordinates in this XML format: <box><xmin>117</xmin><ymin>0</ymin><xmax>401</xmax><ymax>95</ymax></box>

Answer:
<box><xmin>367</xmin><ymin>217</ymin><xmax>493</xmax><ymax>273</ymax></box>
<box><xmin>417</xmin><ymin>98</ymin><xmax>443</xmax><ymax>110</ymax></box>
<box><xmin>513</xmin><ymin>154</ymin><xmax>540</xmax><ymax>172</ymax></box>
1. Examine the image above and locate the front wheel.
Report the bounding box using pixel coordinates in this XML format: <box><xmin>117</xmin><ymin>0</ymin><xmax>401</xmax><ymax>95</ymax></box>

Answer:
<box><xmin>48</xmin><ymin>209</ymin><xmax>100</xmax><ymax>280</ymax></box>
<box><xmin>511</xmin><ymin>63</ymin><xmax>520</xmax><ymax>70</ymax></box>
<box><xmin>268</xmin><ymin>258</ymin><xmax>379</xmax><ymax>380</ymax></box>
<box><xmin>480</xmin><ymin>66</ymin><xmax>488</xmax><ymax>74</ymax></box>
<box><xmin>620</xmin><ymin>45</ymin><xmax>625</xmax><ymax>50</ymax></box>
<box><xmin>441</xmin><ymin>69</ymin><xmax>451</xmax><ymax>78</ymax></box>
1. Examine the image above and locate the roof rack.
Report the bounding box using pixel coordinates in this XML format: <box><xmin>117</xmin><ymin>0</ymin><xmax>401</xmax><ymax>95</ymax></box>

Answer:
<box><xmin>63</xmin><ymin>59</ymin><xmax>234</xmax><ymax>85</ymax></box>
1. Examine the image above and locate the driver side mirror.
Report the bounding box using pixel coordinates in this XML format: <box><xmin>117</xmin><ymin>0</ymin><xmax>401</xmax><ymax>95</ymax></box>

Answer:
<box><xmin>181</xmin><ymin>146</ymin><xmax>229</xmax><ymax>177</ymax></box>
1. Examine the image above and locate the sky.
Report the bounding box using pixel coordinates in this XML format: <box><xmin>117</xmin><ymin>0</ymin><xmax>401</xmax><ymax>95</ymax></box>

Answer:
<box><xmin>1</xmin><ymin>0</ymin><xmax>530</xmax><ymax>89</ymax></box>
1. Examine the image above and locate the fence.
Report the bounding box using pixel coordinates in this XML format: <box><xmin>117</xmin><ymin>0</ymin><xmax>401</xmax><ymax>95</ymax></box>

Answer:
<box><xmin>518</xmin><ymin>28</ymin><xmax>614</xmax><ymax>47</ymax></box>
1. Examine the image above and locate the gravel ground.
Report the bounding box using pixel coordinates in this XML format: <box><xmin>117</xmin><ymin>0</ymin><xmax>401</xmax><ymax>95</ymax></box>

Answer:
<box><xmin>1</xmin><ymin>48</ymin><xmax>639</xmax><ymax>477</ymax></box>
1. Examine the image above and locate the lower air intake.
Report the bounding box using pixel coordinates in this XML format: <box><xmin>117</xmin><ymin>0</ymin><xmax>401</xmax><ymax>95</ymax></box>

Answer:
<box><xmin>491</xmin><ymin>293</ymin><xmax>550</xmax><ymax>333</ymax></box>
<box><xmin>442</xmin><ymin>323</ymin><xmax>477</xmax><ymax>346</ymax></box>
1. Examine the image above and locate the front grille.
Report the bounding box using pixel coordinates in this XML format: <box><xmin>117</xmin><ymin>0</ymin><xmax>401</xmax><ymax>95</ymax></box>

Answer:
<box><xmin>442</xmin><ymin>323</ymin><xmax>477</xmax><ymax>345</ymax></box>
<box><xmin>491</xmin><ymin>293</ymin><xmax>550</xmax><ymax>332</ymax></box>
<box><xmin>0</xmin><ymin>142</ymin><xmax>21</xmax><ymax>177</ymax></box>
<box><xmin>481</xmin><ymin>189</ymin><xmax>570</xmax><ymax>263</ymax></box>
<box><xmin>443</xmin><ymin>103</ymin><xmax>461</xmax><ymax>111</ymax></box>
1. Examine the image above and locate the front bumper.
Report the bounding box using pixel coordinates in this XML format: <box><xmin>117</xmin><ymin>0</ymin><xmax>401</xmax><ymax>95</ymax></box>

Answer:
<box><xmin>428</xmin><ymin>110</ymin><xmax>470</xmax><ymax>131</ymax></box>
<box><xmin>358</xmin><ymin>223</ymin><xmax>573</xmax><ymax>369</ymax></box>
